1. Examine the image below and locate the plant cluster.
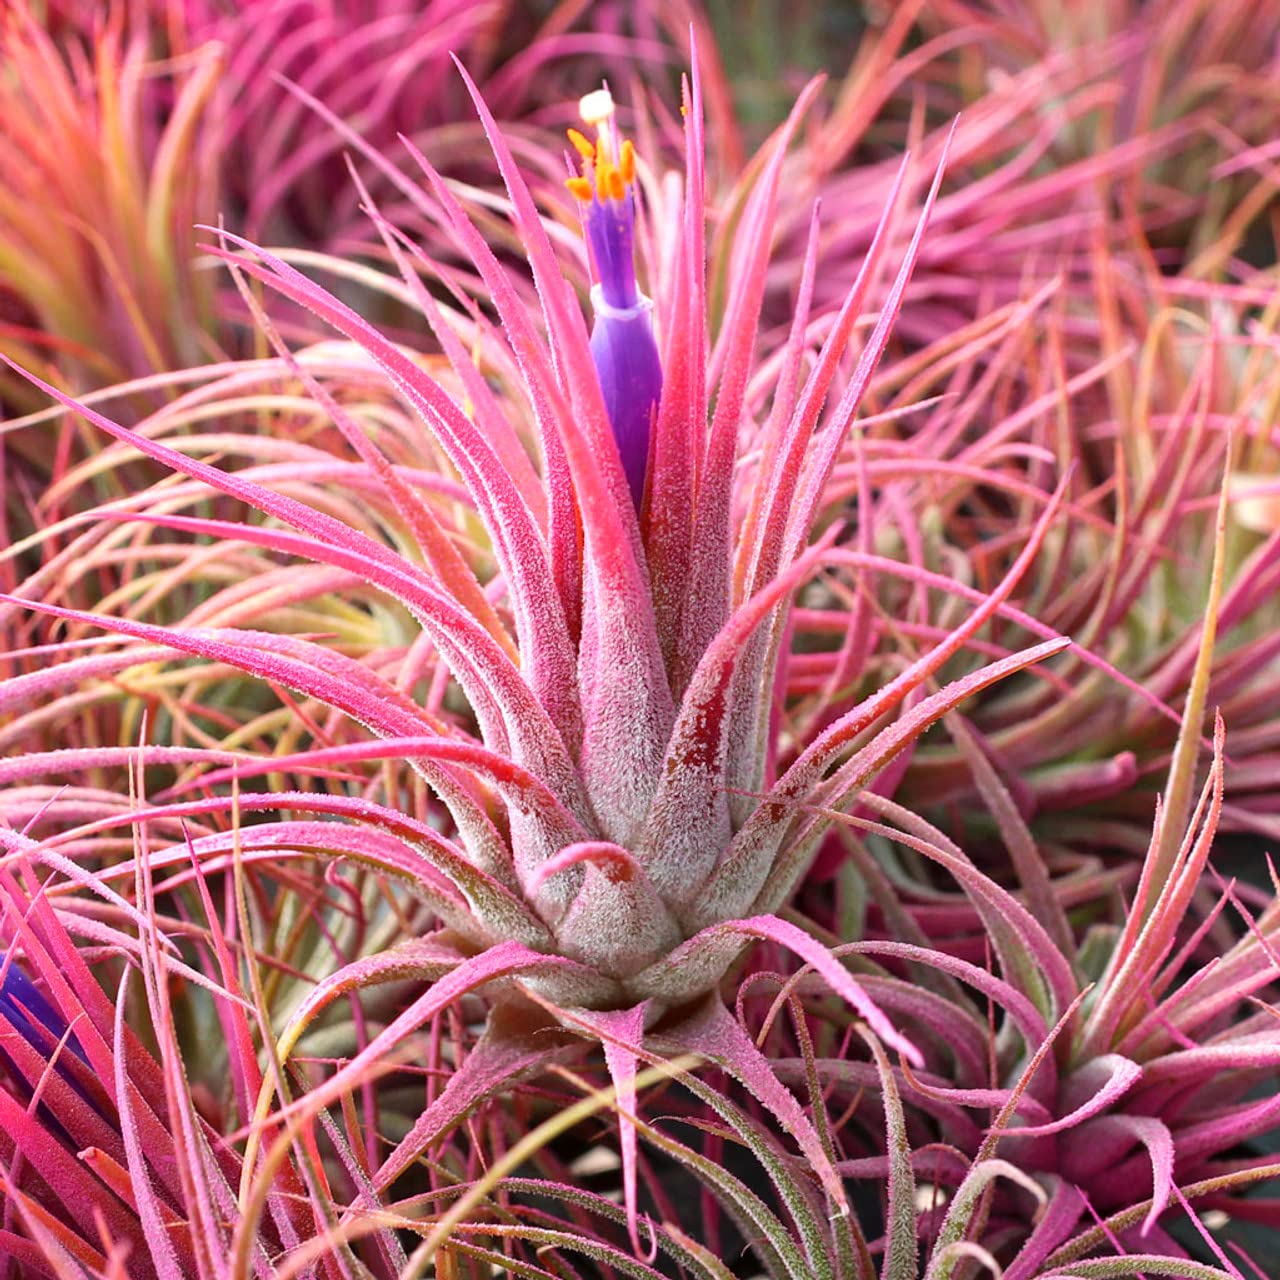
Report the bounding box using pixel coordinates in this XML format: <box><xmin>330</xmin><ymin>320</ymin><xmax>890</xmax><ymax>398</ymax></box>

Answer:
<box><xmin>1</xmin><ymin>2</ymin><xmax>1279</xmax><ymax>1277</ymax></box>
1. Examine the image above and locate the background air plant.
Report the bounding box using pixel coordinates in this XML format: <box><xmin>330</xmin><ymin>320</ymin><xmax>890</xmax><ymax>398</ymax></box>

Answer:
<box><xmin>908</xmin><ymin>0</ymin><xmax>1280</xmax><ymax>280</ymax></box>
<box><xmin>0</xmin><ymin>844</ymin><xmax>420</xmax><ymax>1279</ymax></box>
<box><xmin>800</xmin><ymin>185</ymin><xmax>1280</xmax><ymax>866</ymax></box>
<box><xmin>0</xmin><ymin>6</ymin><xmax>221</xmax><ymax>403</ymax></box>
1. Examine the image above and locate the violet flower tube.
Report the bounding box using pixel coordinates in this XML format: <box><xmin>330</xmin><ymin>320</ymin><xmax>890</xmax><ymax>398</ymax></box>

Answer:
<box><xmin>0</xmin><ymin>951</ymin><xmax>87</xmax><ymax>1066</ymax></box>
<box><xmin>0</xmin><ymin>949</ymin><xmax>100</xmax><ymax>1118</ymax></box>
<box><xmin>567</xmin><ymin>90</ymin><xmax>663</xmax><ymax>509</ymax></box>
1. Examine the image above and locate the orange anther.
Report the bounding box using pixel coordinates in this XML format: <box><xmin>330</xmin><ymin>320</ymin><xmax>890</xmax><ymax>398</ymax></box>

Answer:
<box><xmin>606</xmin><ymin>168</ymin><xmax>625</xmax><ymax>201</ymax></box>
<box><xmin>565</xmin><ymin>176</ymin><xmax>593</xmax><ymax>202</ymax></box>
<box><xmin>620</xmin><ymin>139</ymin><xmax>636</xmax><ymax>184</ymax></box>
<box><xmin>567</xmin><ymin>128</ymin><xmax>596</xmax><ymax>162</ymax></box>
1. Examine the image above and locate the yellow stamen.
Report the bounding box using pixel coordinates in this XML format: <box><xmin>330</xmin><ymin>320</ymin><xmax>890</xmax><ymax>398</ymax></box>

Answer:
<box><xmin>570</xmin><ymin>86</ymin><xmax>637</xmax><ymax>204</ymax></box>
<box><xmin>567</xmin><ymin>128</ymin><xmax>596</xmax><ymax>162</ymax></box>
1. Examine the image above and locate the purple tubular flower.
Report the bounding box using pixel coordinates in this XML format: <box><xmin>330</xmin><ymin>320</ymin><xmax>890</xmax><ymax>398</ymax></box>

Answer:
<box><xmin>568</xmin><ymin>90</ymin><xmax>662</xmax><ymax>508</ymax></box>
<box><xmin>0</xmin><ymin>951</ymin><xmax>87</xmax><ymax>1066</ymax></box>
<box><xmin>588</xmin><ymin>286</ymin><xmax>662</xmax><ymax>508</ymax></box>
<box><xmin>0</xmin><ymin>950</ymin><xmax>101</xmax><ymax>1130</ymax></box>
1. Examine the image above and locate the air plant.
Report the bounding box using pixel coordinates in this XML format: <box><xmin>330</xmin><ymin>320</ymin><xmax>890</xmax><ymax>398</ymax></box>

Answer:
<box><xmin>735</xmin><ymin>0</ymin><xmax>1280</xmax><ymax>403</ymax></box>
<box><xmin>723</xmin><ymin>2</ymin><xmax>1280</xmax><ymax>888</ymax></box>
<box><xmin>0</xmin><ymin>5</ymin><xmax>222</xmax><ymax>401</ymax></box>
<box><xmin>800</xmin><ymin>233</ymin><xmax>1280</xmax><ymax>868</ymax></box>
<box><xmin>908</xmin><ymin>0</ymin><xmax>1280</xmax><ymax>275</ymax></box>
<box><xmin>1</xmin><ymin>0</ymin><xmax>734</xmax><ymax>369</ymax></box>
<box><xmin>755</xmin><ymin>390</ymin><xmax>1280</xmax><ymax>1266</ymax></box>
<box><xmin>794</xmin><ymin>730</ymin><xmax>1280</xmax><ymax>1272</ymax></box>
<box><xmin>766</xmin><ymin>33</ymin><xmax>1211</xmax><ymax>357</ymax></box>
<box><xmin>0</xmin><ymin>0</ymin><xmax>684</xmax><ymax>395</ymax></box>
<box><xmin>0</xmin><ymin>47</ymin><xmax>1098</xmax><ymax>1262</ymax></box>
<box><xmin>160</xmin><ymin>0</ymin><xmax>735</xmax><ymax>248</ymax></box>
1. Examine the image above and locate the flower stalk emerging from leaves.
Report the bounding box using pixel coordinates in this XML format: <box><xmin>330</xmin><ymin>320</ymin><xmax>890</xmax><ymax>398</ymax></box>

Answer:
<box><xmin>566</xmin><ymin>88</ymin><xmax>663</xmax><ymax>507</ymax></box>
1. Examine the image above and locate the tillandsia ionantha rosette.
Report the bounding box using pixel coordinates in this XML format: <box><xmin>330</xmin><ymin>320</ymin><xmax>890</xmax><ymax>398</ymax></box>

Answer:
<box><xmin>909</xmin><ymin>0</ymin><xmax>1280</xmax><ymax>271</ymax></box>
<box><xmin>0</xmin><ymin>51</ymin><xmax>1093</xmax><ymax>1258</ymax></box>
<box><xmin>804</xmin><ymin>192</ymin><xmax>1280</xmax><ymax>867</ymax></box>
<box><xmin>781</xmin><ymin>606</ymin><xmax>1280</xmax><ymax>1268</ymax></box>
<box><xmin>781</xmin><ymin>5</ymin><xmax>1280</xmax><ymax>875</ymax></box>
<box><xmin>0</xmin><ymin>3</ymin><xmax>222</xmax><ymax>404</ymax></box>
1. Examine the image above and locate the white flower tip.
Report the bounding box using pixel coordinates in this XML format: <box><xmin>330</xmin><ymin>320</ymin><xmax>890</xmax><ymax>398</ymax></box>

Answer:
<box><xmin>579</xmin><ymin>87</ymin><xmax>616</xmax><ymax>127</ymax></box>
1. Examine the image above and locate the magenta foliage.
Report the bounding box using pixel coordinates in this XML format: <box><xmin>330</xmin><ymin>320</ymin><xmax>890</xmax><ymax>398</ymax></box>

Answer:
<box><xmin>772</xmin><ymin>712</ymin><xmax>1280</xmax><ymax>1266</ymax></box>
<box><xmin>167</xmin><ymin>0</ymin><xmax>701</xmax><ymax>250</ymax></box>
<box><xmin>6</xmin><ymin>14</ymin><xmax>1278</xmax><ymax>1275</ymax></box>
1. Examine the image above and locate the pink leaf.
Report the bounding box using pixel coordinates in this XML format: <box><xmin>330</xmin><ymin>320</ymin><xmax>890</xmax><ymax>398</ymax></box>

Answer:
<box><xmin>373</xmin><ymin>1003</ymin><xmax>577</xmax><ymax>1193</ymax></box>
<box><xmin>646</xmin><ymin>63</ymin><xmax>707</xmax><ymax>667</ymax></box>
<box><xmin>650</xmin><ymin>996</ymin><xmax>850</xmax><ymax>1212</ymax></box>
<box><xmin>637</xmin><ymin>912</ymin><xmax>921</xmax><ymax>1066</ymax></box>
<box><xmin>1001</xmin><ymin>1178</ymin><xmax>1086</xmax><ymax>1280</ymax></box>
<box><xmin>571</xmin><ymin>1004</ymin><xmax>653</xmax><ymax>1258</ymax></box>
<box><xmin>111</xmin><ymin>977</ymin><xmax>186</xmax><ymax>1280</ymax></box>
<box><xmin>643</xmin><ymin>533</ymin><xmax>838</xmax><ymax>902</ymax></box>
<box><xmin>674</xmin><ymin>78</ymin><xmax>826</xmax><ymax>696</ymax></box>
<box><xmin>1001</xmin><ymin>1055</ymin><xmax>1141</xmax><ymax>1137</ymax></box>
<box><xmin>269</xmin><ymin>942</ymin><xmax>600</xmax><ymax>1127</ymax></box>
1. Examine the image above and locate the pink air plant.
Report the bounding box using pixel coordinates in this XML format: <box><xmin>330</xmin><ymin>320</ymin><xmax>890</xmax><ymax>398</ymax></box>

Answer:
<box><xmin>0</xmin><ymin>56</ymin><xmax>1091</xmax><ymax>1256</ymax></box>
<box><xmin>906</xmin><ymin>0</ymin><xmax>1280</xmax><ymax>281</ymax></box>
<box><xmin>754</xmin><ymin>464</ymin><xmax>1280</xmax><ymax>1267</ymax></box>
<box><xmin>0</xmin><ymin>20</ymin><xmax>1277</xmax><ymax>1275</ymax></box>
<box><xmin>0</xmin><ymin>4</ymin><xmax>221</xmax><ymax>402</ymax></box>
<box><xmin>753</xmin><ymin>6</ymin><xmax>1280</xmax><ymax>391</ymax></box>
<box><xmin>166</xmin><ymin>0</ymin><xmax>715</xmax><ymax>247</ymax></box>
